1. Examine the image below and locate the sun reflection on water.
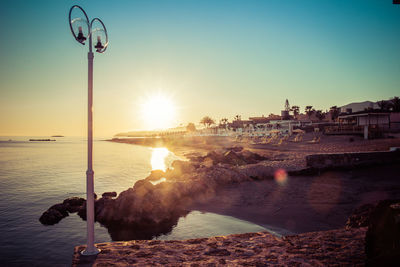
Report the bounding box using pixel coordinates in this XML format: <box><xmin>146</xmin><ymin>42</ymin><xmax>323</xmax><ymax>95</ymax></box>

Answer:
<box><xmin>151</xmin><ymin>147</ymin><xmax>170</xmax><ymax>171</ymax></box>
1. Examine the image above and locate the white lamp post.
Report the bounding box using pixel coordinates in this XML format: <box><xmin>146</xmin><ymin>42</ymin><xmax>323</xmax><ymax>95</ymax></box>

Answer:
<box><xmin>68</xmin><ymin>5</ymin><xmax>109</xmax><ymax>256</ymax></box>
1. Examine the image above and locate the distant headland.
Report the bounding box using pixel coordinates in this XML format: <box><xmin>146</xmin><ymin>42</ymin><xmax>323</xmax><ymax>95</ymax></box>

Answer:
<box><xmin>29</xmin><ymin>139</ymin><xmax>56</xmax><ymax>141</ymax></box>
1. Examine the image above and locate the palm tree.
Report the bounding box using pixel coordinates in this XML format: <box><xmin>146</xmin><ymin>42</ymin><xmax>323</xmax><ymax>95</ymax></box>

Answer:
<box><xmin>315</xmin><ymin>110</ymin><xmax>325</xmax><ymax>121</ymax></box>
<box><xmin>219</xmin><ymin>118</ymin><xmax>229</xmax><ymax>129</ymax></box>
<box><xmin>329</xmin><ymin>106</ymin><xmax>340</xmax><ymax>121</ymax></box>
<box><xmin>377</xmin><ymin>100</ymin><xmax>391</xmax><ymax>111</ymax></box>
<box><xmin>390</xmin><ymin>97</ymin><xmax>400</xmax><ymax>112</ymax></box>
<box><xmin>291</xmin><ymin>105</ymin><xmax>300</xmax><ymax>119</ymax></box>
<box><xmin>200</xmin><ymin>116</ymin><xmax>215</xmax><ymax>128</ymax></box>
<box><xmin>305</xmin><ymin>106</ymin><xmax>315</xmax><ymax>120</ymax></box>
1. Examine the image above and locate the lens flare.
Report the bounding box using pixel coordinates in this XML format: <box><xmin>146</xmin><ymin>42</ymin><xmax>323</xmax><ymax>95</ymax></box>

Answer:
<box><xmin>274</xmin><ymin>168</ymin><xmax>288</xmax><ymax>185</ymax></box>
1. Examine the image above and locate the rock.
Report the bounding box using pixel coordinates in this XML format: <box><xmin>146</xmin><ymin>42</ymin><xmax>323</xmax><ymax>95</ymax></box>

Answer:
<box><xmin>38</xmin><ymin>148</ymin><xmax>288</xmax><ymax>232</ymax></box>
<box><xmin>40</xmin><ymin>197</ymin><xmax>86</xmax><ymax>224</ymax></box>
<box><xmin>171</xmin><ymin>160</ymin><xmax>195</xmax><ymax>175</ymax></box>
<box><xmin>227</xmin><ymin>146</ymin><xmax>243</xmax><ymax>152</ymax></box>
<box><xmin>204</xmin><ymin>248</ymin><xmax>231</xmax><ymax>256</ymax></box>
<box><xmin>49</xmin><ymin>203</ymin><xmax>69</xmax><ymax>217</ymax></box>
<box><xmin>345</xmin><ymin>203</ymin><xmax>375</xmax><ymax>229</ymax></box>
<box><xmin>202</xmin><ymin>157</ymin><xmax>214</xmax><ymax>168</ymax></box>
<box><xmin>205</xmin><ymin>151</ymin><xmax>224</xmax><ymax>165</ymax></box>
<box><xmin>95</xmin><ymin>197</ymin><xmax>116</xmax><ymax>222</ymax></box>
<box><xmin>365</xmin><ymin>199</ymin><xmax>400</xmax><ymax>266</ymax></box>
<box><xmin>145</xmin><ymin>170</ymin><xmax>165</xmax><ymax>181</ymax></box>
<box><xmin>133</xmin><ymin>180</ymin><xmax>154</xmax><ymax>198</ymax></box>
<box><xmin>239</xmin><ymin>150</ymin><xmax>268</xmax><ymax>164</ymax></box>
<box><xmin>39</xmin><ymin>208</ymin><xmax>66</xmax><ymax>225</ymax></box>
<box><xmin>63</xmin><ymin>197</ymin><xmax>85</xmax><ymax>213</ymax></box>
<box><xmin>77</xmin><ymin>202</ymin><xmax>90</xmax><ymax>220</ymax></box>
<box><xmin>102</xmin><ymin>192</ymin><xmax>117</xmax><ymax>198</ymax></box>
<box><xmin>222</xmin><ymin>150</ymin><xmax>247</xmax><ymax>166</ymax></box>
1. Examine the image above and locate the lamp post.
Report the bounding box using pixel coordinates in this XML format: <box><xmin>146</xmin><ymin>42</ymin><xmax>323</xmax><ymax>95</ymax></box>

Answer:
<box><xmin>68</xmin><ymin>5</ymin><xmax>109</xmax><ymax>256</ymax></box>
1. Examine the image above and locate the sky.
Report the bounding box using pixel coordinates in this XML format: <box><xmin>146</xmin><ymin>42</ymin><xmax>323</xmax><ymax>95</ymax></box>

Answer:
<box><xmin>0</xmin><ymin>0</ymin><xmax>399</xmax><ymax>137</ymax></box>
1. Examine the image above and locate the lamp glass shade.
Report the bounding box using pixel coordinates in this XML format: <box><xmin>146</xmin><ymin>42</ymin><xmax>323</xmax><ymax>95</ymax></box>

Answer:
<box><xmin>71</xmin><ymin>17</ymin><xmax>89</xmax><ymax>43</ymax></box>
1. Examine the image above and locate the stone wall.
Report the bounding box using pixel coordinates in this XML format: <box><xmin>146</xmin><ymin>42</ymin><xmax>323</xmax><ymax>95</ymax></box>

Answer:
<box><xmin>306</xmin><ymin>149</ymin><xmax>400</xmax><ymax>169</ymax></box>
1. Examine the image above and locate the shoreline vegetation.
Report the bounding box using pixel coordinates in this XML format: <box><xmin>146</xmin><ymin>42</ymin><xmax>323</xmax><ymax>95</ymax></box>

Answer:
<box><xmin>41</xmin><ymin>133</ymin><xmax>400</xmax><ymax>265</ymax></box>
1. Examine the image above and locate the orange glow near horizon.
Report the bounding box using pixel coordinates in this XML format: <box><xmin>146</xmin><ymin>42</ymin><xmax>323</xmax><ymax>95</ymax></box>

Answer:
<box><xmin>140</xmin><ymin>92</ymin><xmax>177</xmax><ymax>130</ymax></box>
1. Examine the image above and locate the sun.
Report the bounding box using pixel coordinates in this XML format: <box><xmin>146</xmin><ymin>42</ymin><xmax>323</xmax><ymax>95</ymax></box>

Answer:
<box><xmin>140</xmin><ymin>93</ymin><xmax>176</xmax><ymax>130</ymax></box>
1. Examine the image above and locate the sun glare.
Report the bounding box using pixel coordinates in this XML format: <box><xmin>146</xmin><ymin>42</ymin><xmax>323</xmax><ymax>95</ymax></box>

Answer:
<box><xmin>140</xmin><ymin>93</ymin><xmax>176</xmax><ymax>130</ymax></box>
<box><xmin>151</xmin><ymin>147</ymin><xmax>170</xmax><ymax>171</ymax></box>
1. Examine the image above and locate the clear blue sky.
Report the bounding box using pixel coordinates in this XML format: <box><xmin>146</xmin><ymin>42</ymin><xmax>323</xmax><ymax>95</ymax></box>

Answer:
<box><xmin>0</xmin><ymin>0</ymin><xmax>399</xmax><ymax>136</ymax></box>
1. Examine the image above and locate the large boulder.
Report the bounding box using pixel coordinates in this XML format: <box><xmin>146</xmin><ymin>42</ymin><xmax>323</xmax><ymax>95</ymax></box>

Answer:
<box><xmin>39</xmin><ymin>208</ymin><xmax>66</xmax><ymax>225</ymax></box>
<box><xmin>145</xmin><ymin>170</ymin><xmax>165</xmax><ymax>182</ymax></box>
<box><xmin>95</xmin><ymin>197</ymin><xmax>116</xmax><ymax>223</ymax></box>
<box><xmin>365</xmin><ymin>199</ymin><xmax>400</xmax><ymax>266</ymax></box>
<box><xmin>39</xmin><ymin>149</ymin><xmax>270</xmax><ymax>231</ymax></box>
<box><xmin>201</xmin><ymin>149</ymin><xmax>268</xmax><ymax>166</ymax></box>
<box><xmin>49</xmin><ymin>203</ymin><xmax>68</xmax><ymax>217</ymax></box>
<box><xmin>239</xmin><ymin>150</ymin><xmax>269</xmax><ymax>164</ymax></box>
<box><xmin>171</xmin><ymin>160</ymin><xmax>196</xmax><ymax>175</ymax></box>
<box><xmin>222</xmin><ymin>150</ymin><xmax>247</xmax><ymax>166</ymax></box>
<box><xmin>345</xmin><ymin>203</ymin><xmax>375</xmax><ymax>229</ymax></box>
<box><xmin>102</xmin><ymin>192</ymin><xmax>117</xmax><ymax>198</ymax></box>
<box><xmin>63</xmin><ymin>197</ymin><xmax>85</xmax><ymax>213</ymax></box>
<box><xmin>133</xmin><ymin>180</ymin><xmax>154</xmax><ymax>198</ymax></box>
<box><xmin>227</xmin><ymin>146</ymin><xmax>243</xmax><ymax>152</ymax></box>
<box><xmin>77</xmin><ymin>203</ymin><xmax>87</xmax><ymax>220</ymax></box>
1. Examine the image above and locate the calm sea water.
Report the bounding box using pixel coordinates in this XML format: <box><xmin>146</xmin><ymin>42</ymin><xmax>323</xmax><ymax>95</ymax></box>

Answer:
<box><xmin>0</xmin><ymin>136</ymin><xmax>266</xmax><ymax>266</ymax></box>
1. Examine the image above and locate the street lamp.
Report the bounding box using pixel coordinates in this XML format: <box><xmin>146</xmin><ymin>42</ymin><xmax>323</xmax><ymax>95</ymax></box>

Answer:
<box><xmin>68</xmin><ymin>5</ymin><xmax>108</xmax><ymax>256</ymax></box>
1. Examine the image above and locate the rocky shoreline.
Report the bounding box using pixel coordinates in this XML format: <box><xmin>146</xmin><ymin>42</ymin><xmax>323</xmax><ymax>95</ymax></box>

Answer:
<box><xmin>70</xmin><ymin>198</ymin><xmax>399</xmax><ymax>266</ymax></box>
<box><xmin>38</xmin><ymin>137</ymin><xmax>400</xmax><ymax>265</ymax></box>
<box><xmin>72</xmin><ymin>227</ymin><xmax>367</xmax><ymax>266</ymax></box>
<box><xmin>40</xmin><ymin>147</ymin><xmax>400</xmax><ymax>231</ymax></box>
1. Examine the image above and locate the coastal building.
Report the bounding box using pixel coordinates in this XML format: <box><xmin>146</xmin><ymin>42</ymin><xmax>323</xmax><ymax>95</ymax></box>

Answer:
<box><xmin>326</xmin><ymin>112</ymin><xmax>391</xmax><ymax>139</ymax></box>
<box><xmin>390</xmin><ymin>112</ymin><xmax>400</xmax><ymax>130</ymax></box>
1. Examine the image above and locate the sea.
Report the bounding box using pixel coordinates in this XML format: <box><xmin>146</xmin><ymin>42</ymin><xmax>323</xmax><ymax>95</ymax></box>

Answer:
<box><xmin>0</xmin><ymin>136</ymin><xmax>267</xmax><ymax>266</ymax></box>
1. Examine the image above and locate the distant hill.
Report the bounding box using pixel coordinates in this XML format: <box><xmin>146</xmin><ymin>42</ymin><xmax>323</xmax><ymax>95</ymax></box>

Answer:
<box><xmin>339</xmin><ymin>101</ymin><xmax>378</xmax><ymax>113</ymax></box>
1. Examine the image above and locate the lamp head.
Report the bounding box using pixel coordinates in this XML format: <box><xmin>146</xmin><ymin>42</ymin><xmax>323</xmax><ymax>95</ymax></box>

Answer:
<box><xmin>94</xmin><ymin>36</ymin><xmax>104</xmax><ymax>52</ymax></box>
<box><xmin>76</xmin><ymin>26</ymin><xmax>87</xmax><ymax>44</ymax></box>
<box><xmin>90</xmin><ymin>18</ymin><xmax>108</xmax><ymax>53</ymax></box>
<box><xmin>69</xmin><ymin>6</ymin><xmax>90</xmax><ymax>46</ymax></box>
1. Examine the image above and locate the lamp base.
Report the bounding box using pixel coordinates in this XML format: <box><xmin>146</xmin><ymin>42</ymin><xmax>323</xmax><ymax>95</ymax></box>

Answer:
<box><xmin>81</xmin><ymin>247</ymin><xmax>101</xmax><ymax>256</ymax></box>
